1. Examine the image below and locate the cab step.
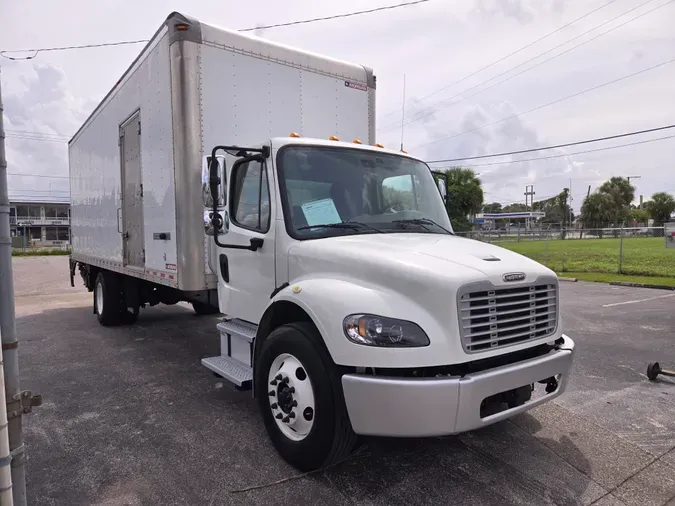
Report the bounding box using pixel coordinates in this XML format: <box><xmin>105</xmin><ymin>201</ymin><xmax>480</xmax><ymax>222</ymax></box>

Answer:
<box><xmin>202</xmin><ymin>318</ymin><xmax>258</xmax><ymax>389</ymax></box>
<box><xmin>216</xmin><ymin>319</ymin><xmax>257</xmax><ymax>343</ymax></box>
<box><xmin>202</xmin><ymin>356</ymin><xmax>252</xmax><ymax>387</ymax></box>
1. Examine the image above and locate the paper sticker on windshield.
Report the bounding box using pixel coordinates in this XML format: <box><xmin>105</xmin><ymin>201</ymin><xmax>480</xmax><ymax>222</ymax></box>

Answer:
<box><xmin>301</xmin><ymin>198</ymin><xmax>342</xmax><ymax>227</ymax></box>
<box><xmin>345</xmin><ymin>81</ymin><xmax>367</xmax><ymax>92</ymax></box>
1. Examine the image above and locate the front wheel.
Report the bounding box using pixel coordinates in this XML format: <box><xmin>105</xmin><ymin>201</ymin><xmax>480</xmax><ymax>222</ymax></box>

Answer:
<box><xmin>255</xmin><ymin>322</ymin><xmax>357</xmax><ymax>471</ymax></box>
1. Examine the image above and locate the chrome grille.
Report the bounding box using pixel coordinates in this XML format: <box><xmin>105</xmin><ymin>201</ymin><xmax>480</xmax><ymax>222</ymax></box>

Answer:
<box><xmin>458</xmin><ymin>281</ymin><xmax>558</xmax><ymax>353</ymax></box>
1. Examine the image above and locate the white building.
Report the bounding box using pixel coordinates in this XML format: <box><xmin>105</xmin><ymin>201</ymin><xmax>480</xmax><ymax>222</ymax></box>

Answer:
<box><xmin>9</xmin><ymin>196</ymin><xmax>71</xmax><ymax>248</ymax></box>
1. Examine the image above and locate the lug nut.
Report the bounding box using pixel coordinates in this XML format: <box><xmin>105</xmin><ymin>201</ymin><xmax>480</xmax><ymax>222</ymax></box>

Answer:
<box><xmin>282</xmin><ymin>416</ymin><xmax>290</xmax><ymax>423</ymax></box>
<box><xmin>276</xmin><ymin>413</ymin><xmax>283</xmax><ymax>419</ymax></box>
<box><xmin>291</xmin><ymin>400</ymin><xmax>298</xmax><ymax>407</ymax></box>
<box><xmin>270</xmin><ymin>403</ymin><xmax>278</xmax><ymax>409</ymax></box>
<box><xmin>275</xmin><ymin>374</ymin><xmax>282</xmax><ymax>381</ymax></box>
<box><xmin>289</xmin><ymin>412</ymin><xmax>296</xmax><ymax>419</ymax></box>
<box><xmin>268</xmin><ymin>391</ymin><xmax>275</xmax><ymax>397</ymax></box>
<box><xmin>282</xmin><ymin>377</ymin><xmax>289</xmax><ymax>384</ymax></box>
<box><xmin>270</xmin><ymin>380</ymin><xmax>277</xmax><ymax>386</ymax></box>
<box><xmin>289</xmin><ymin>387</ymin><xmax>295</xmax><ymax>393</ymax></box>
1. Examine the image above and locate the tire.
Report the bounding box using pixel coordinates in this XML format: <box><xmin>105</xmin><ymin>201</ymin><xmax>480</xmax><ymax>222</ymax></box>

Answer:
<box><xmin>255</xmin><ymin>322</ymin><xmax>357</xmax><ymax>471</ymax></box>
<box><xmin>94</xmin><ymin>271</ymin><xmax>126</xmax><ymax>326</ymax></box>
<box><xmin>191</xmin><ymin>301</ymin><xmax>220</xmax><ymax>315</ymax></box>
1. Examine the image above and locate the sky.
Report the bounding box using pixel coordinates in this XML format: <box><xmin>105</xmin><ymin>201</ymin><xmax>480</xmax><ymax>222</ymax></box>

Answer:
<box><xmin>1</xmin><ymin>0</ymin><xmax>674</xmax><ymax>210</ymax></box>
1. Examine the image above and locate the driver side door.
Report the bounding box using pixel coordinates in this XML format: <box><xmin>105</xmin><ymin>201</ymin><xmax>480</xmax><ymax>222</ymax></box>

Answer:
<box><xmin>217</xmin><ymin>157</ymin><xmax>276</xmax><ymax>324</ymax></box>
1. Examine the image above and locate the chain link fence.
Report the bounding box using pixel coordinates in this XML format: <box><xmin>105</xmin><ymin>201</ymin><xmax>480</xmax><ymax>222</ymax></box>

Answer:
<box><xmin>457</xmin><ymin>226</ymin><xmax>674</xmax><ymax>277</ymax></box>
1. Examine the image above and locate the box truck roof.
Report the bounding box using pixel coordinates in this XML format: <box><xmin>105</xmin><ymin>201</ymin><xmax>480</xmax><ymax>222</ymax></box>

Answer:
<box><xmin>70</xmin><ymin>11</ymin><xmax>375</xmax><ymax>145</ymax></box>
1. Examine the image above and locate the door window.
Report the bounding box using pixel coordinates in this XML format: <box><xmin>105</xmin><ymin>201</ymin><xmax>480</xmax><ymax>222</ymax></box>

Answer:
<box><xmin>230</xmin><ymin>161</ymin><xmax>271</xmax><ymax>232</ymax></box>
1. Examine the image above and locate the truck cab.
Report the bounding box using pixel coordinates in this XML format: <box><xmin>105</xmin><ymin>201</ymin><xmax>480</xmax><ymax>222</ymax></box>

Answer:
<box><xmin>202</xmin><ymin>135</ymin><xmax>575</xmax><ymax>471</ymax></box>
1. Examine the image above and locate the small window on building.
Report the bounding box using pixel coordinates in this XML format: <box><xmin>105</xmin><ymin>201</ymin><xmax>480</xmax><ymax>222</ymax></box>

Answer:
<box><xmin>16</xmin><ymin>206</ymin><xmax>28</xmax><ymax>218</ymax></box>
<box><xmin>30</xmin><ymin>227</ymin><xmax>42</xmax><ymax>240</ymax></box>
<box><xmin>46</xmin><ymin>228</ymin><xmax>58</xmax><ymax>241</ymax></box>
<box><xmin>28</xmin><ymin>207</ymin><xmax>41</xmax><ymax>219</ymax></box>
<box><xmin>57</xmin><ymin>227</ymin><xmax>70</xmax><ymax>241</ymax></box>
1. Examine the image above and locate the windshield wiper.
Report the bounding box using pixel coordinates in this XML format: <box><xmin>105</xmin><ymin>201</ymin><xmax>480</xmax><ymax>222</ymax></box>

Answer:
<box><xmin>297</xmin><ymin>221</ymin><xmax>383</xmax><ymax>233</ymax></box>
<box><xmin>392</xmin><ymin>218</ymin><xmax>454</xmax><ymax>235</ymax></box>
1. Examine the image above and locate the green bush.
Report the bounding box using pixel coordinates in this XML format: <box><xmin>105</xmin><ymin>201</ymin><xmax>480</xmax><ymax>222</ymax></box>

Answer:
<box><xmin>12</xmin><ymin>249</ymin><xmax>71</xmax><ymax>257</ymax></box>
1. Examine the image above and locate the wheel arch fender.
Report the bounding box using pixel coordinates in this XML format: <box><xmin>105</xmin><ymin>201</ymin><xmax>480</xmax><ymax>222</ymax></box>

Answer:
<box><xmin>254</xmin><ymin>277</ymin><xmax>440</xmax><ymax>376</ymax></box>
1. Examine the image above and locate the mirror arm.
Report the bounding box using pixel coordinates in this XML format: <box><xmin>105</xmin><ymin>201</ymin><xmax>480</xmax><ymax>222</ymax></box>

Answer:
<box><xmin>210</xmin><ymin>152</ymin><xmax>266</xmax><ymax>252</ymax></box>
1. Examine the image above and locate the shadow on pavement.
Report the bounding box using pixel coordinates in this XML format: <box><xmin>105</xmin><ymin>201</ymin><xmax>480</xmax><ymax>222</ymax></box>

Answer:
<box><xmin>18</xmin><ymin>304</ymin><xmax>597</xmax><ymax>506</ymax></box>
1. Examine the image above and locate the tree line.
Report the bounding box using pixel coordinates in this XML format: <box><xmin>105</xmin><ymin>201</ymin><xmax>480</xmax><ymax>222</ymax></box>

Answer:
<box><xmin>434</xmin><ymin>168</ymin><xmax>675</xmax><ymax>231</ymax></box>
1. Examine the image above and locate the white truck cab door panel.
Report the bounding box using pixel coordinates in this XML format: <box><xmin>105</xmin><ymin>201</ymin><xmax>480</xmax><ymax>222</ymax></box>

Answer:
<box><xmin>217</xmin><ymin>158</ymin><xmax>276</xmax><ymax>323</ymax></box>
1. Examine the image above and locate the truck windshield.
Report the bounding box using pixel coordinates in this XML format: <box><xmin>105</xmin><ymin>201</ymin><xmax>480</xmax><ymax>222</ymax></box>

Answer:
<box><xmin>277</xmin><ymin>145</ymin><xmax>453</xmax><ymax>239</ymax></box>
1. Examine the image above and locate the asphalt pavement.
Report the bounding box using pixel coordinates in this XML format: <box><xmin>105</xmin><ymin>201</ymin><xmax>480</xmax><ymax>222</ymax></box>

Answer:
<box><xmin>13</xmin><ymin>256</ymin><xmax>675</xmax><ymax>505</ymax></box>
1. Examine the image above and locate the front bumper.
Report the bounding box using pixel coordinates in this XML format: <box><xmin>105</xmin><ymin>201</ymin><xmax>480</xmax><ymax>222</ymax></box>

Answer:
<box><xmin>341</xmin><ymin>335</ymin><xmax>575</xmax><ymax>437</ymax></box>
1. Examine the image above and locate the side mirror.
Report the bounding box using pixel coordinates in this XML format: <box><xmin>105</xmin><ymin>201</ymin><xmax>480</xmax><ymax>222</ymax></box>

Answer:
<box><xmin>204</xmin><ymin>210</ymin><xmax>229</xmax><ymax>236</ymax></box>
<box><xmin>202</xmin><ymin>155</ymin><xmax>226</xmax><ymax>209</ymax></box>
<box><xmin>437</xmin><ymin>178</ymin><xmax>447</xmax><ymax>201</ymax></box>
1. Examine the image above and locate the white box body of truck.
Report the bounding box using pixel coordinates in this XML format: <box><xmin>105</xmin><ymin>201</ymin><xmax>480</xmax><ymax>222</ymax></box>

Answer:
<box><xmin>69</xmin><ymin>12</ymin><xmax>575</xmax><ymax>473</ymax></box>
<box><xmin>69</xmin><ymin>11</ymin><xmax>375</xmax><ymax>296</ymax></box>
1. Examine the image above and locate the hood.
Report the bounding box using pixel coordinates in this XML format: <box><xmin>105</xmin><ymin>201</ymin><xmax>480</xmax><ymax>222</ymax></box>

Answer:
<box><xmin>287</xmin><ymin>233</ymin><xmax>552</xmax><ymax>289</ymax></box>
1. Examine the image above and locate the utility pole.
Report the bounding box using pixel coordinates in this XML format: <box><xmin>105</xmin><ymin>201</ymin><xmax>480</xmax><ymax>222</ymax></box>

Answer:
<box><xmin>400</xmin><ymin>74</ymin><xmax>406</xmax><ymax>152</ymax></box>
<box><xmin>569</xmin><ymin>178</ymin><xmax>573</xmax><ymax>230</ymax></box>
<box><xmin>524</xmin><ymin>185</ymin><xmax>535</xmax><ymax>230</ymax></box>
<box><xmin>524</xmin><ymin>185</ymin><xmax>535</xmax><ymax>209</ymax></box>
<box><xmin>0</xmin><ymin>66</ymin><xmax>41</xmax><ymax>506</ymax></box>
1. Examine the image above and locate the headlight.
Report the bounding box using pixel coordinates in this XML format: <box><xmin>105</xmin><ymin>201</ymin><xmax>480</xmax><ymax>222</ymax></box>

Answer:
<box><xmin>342</xmin><ymin>314</ymin><xmax>430</xmax><ymax>348</ymax></box>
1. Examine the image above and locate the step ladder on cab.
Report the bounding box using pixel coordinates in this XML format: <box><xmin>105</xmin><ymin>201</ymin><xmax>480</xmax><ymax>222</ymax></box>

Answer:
<box><xmin>202</xmin><ymin>319</ymin><xmax>257</xmax><ymax>389</ymax></box>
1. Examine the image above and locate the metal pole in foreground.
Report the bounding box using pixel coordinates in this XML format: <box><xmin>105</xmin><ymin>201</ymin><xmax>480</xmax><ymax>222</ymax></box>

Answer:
<box><xmin>0</xmin><ymin>335</ymin><xmax>14</xmax><ymax>505</ymax></box>
<box><xmin>1</xmin><ymin>66</ymin><xmax>38</xmax><ymax>506</ymax></box>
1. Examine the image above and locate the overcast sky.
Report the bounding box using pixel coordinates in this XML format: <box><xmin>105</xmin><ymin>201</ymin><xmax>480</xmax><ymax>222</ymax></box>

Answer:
<box><xmin>1</xmin><ymin>0</ymin><xmax>674</xmax><ymax>209</ymax></box>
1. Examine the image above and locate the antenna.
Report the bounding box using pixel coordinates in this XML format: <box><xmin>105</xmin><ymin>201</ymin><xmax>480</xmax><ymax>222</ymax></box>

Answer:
<box><xmin>400</xmin><ymin>74</ymin><xmax>406</xmax><ymax>151</ymax></box>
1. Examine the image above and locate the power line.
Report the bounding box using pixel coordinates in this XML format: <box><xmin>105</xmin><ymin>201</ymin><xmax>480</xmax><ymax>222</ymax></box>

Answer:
<box><xmin>380</xmin><ymin>0</ymin><xmax>672</xmax><ymax>133</ymax></box>
<box><xmin>414</xmin><ymin>56</ymin><xmax>675</xmax><ymax>150</ymax></box>
<box><xmin>0</xmin><ymin>0</ymin><xmax>431</xmax><ymax>59</ymax></box>
<box><xmin>435</xmin><ymin>134</ymin><xmax>675</xmax><ymax>169</ymax></box>
<box><xmin>5</xmin><ymin>134</ymin><xmax>69</xmax><ymax>144</ymax></box>
<box><xmin>5</xmin><ymin>129</ymin><xmax>69</xmax><ymax>139</ymax></box>
<box><xmin>377</xmin><ymin>0</ymin><xmax>619</xmax><ymax>123</ymax></box>
<box><xmin>427</xmin><ymin>124</ymin><xmax>675</xmax><ymax>163</ymax></box>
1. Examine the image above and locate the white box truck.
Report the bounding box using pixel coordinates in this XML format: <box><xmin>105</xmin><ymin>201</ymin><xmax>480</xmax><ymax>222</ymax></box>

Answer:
<box><xmin>68</xmin><ymin>12</ymin><xmax>575</xmax><ymax>471</ymax></box>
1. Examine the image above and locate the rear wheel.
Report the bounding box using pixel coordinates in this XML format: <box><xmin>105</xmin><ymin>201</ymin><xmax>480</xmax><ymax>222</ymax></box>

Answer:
<box><xmin>94</xmin><ymin>271</ymin><xmax>138</xmax><ymax>326</ymax></box>
<box><xmin>94</xmin><ymin>272</ymin><xmax>124</xmax><ymax>326</ymax></box>
<box><xmin>255</xmin><ymin>322</ymin><xmax>357</xmax><ymax>471</ymax></box>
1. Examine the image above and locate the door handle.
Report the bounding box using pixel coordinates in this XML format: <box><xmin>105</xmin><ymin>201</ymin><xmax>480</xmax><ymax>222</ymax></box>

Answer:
<box><xmin>219</xmin><ymin>254</ymin><xmax>230</xmax><ymax>283</ymax></box>
<box><xmin>117</xmin><ymin>208</ymin><xmax>123</xmax><ymax>233</ymax></box>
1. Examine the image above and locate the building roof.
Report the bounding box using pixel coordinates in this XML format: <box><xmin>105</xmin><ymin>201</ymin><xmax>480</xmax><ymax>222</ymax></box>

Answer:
<box><xmin>9</xmin><ymin>196</ymin><xmax>71</xmax><ymax>205</ymax></box>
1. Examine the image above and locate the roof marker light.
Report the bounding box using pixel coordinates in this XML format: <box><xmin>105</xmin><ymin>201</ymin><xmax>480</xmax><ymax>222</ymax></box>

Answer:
<box><xmin>353</xmin><ymin>139</ymin><xmax>362</xmax><ymax>144</ymax></box>
<box><xmin>374</xmin><ymin>143</ymin><xmax>384</xmax><ymax>148</ymax></box>
<box><xmin>329</xmin><ymin>136</ymin><xmax>339</xmax><ymax>141</ymax></box>
<box><xmin>289</xmin><ymin>132</ymin><xmax>301</xmax><ymax>138</ymax></box>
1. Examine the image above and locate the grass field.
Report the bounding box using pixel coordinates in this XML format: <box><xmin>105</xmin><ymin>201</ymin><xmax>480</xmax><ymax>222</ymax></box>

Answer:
<box><xmin>499</xmin><ymin>237</ymin><xmax>675</xmax><ymax>279</ymax></box>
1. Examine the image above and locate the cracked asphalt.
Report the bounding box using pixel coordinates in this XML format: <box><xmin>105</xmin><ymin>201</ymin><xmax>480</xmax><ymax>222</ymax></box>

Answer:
<box><xmin>13</xmin><ymin>256</ymin><xmax>675</xmax><ymax>505</ymax></box>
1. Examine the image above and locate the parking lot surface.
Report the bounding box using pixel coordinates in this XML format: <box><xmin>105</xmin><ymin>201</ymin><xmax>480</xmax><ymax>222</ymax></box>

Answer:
<box><xmin>14</xmin><ymin>256</ymin><xmax>675</xmax><ymax>505</ymax></box>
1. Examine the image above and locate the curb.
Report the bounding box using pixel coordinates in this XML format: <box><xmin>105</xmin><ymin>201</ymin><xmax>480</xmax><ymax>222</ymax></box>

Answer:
<box><xmin>558</xmin><ymin>277</ymin><xmax>578</xmax><ymax>282</ymax></box>
<box><xmin>609</xmin><ymin>281</ymin><xmax>675</xmax><ymax>291</ymax></box>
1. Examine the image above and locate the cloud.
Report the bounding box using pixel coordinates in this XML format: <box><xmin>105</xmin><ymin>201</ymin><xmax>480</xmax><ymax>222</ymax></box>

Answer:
<box><xmin>2</xmin><ymin>60</ymin><xmax>90</xmax><ymax>200</ymax></box>
<box><xmin>471</xmin><ymin>0</ymin><xmax>566</xmax><ymax>24</ymax></box>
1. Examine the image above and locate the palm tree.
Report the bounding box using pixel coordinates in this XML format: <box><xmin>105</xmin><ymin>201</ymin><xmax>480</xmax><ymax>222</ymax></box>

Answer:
<box><xmin>646</xmin><ymin>192</ymin><xmax>675</xmax><ymax>226</ymax></box>
<box><xmin>581</xmin><ymin>193</ymin><xmax>614</xmax><ymax>237</ymax></box>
